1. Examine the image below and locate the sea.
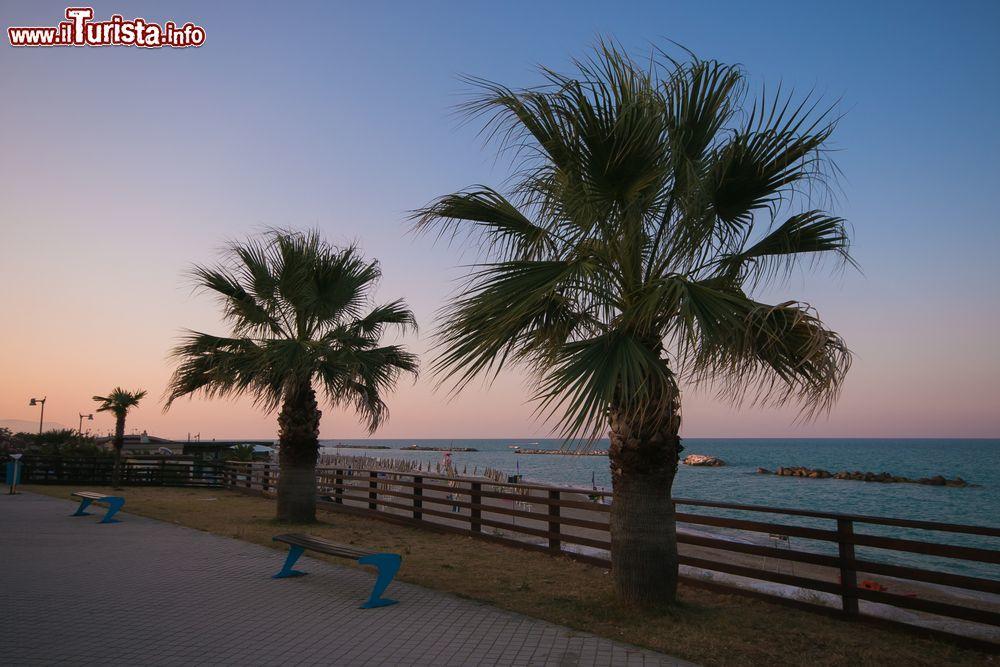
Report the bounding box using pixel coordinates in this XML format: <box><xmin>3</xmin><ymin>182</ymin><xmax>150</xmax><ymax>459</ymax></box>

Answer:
<box><xmin>319</xmin><ymin>438</ymin><xmax>1000</xmax><ymax>579</ymax></box>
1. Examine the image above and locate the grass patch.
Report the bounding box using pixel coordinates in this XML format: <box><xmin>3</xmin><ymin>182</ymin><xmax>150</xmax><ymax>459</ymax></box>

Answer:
<box><xmin>27</xmin><ymin>485</ymin><xmax>992</xmax><ymax>666</ymax></box>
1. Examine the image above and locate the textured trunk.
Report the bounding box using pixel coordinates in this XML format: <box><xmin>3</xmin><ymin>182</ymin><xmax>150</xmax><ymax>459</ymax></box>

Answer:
<box><xmin>276</xmin><ymin>382</ymin><xmax>321</xmax><ymax>523</ymax></box>
<box><xmin>607</xmin><ymin>382</ymin><xmax>682</xmax><ymax>607</ymax></box>
<box><xmin>111</xmin><ymin>415</ymin><xmax>126</xmax><ymax>489</ymax></box>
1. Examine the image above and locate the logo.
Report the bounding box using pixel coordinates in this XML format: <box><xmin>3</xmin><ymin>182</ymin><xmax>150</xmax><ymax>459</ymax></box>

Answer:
<box><xmin>8</xmin><ymin>7</ymin><xmax>206</xmax><ymax>48</ymax></box>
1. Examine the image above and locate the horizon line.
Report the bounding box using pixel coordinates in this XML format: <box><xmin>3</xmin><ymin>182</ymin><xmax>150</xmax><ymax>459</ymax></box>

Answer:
<box><xmin>160</xmin><ymin>435</ymin><xmax>1000</xmax><ymax>442</ymax></box>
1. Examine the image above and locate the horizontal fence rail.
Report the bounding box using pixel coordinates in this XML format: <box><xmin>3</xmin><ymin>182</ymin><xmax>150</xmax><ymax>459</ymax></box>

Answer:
<box><xmin>3</xmin><ymin>456</ymin><xmax>226</xmax><ymax>487</ymax></box>
<box><xmin>223</xmin><ymin>462</ymin><xmax>1000</xmax><ymax>643</ymax></box>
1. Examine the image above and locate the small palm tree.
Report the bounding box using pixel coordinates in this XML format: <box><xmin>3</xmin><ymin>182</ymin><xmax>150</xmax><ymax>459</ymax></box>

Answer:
<box><xmin>93</xmin><ymin>387</ymin><xmax>147</xmax><ymax>488</ymax></box>
<box><xmin>230</xmin><ymin>444</ymin><xmax>257</xmax><ymax>462</ymax></box>
<box><xmin>165</xmin><ymin>230</ymin><xmax>418</xmax><ymax>522</ymax></box>
<box><xmin>415</xmin><ymin>43</ymin><xmax>852</xmax><ymax>607</ymax></box>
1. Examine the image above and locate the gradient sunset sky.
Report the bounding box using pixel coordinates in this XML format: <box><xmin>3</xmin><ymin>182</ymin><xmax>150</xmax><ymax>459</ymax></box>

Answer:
<box><xmin>2</xmin><ymin>1</ymin><xmax>998</xmax><ymax>440</ymax></box>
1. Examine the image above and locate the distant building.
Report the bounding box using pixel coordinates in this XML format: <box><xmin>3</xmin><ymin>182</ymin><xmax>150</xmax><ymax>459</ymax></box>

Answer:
<box><xmin>95</xmin><ymin>432</ymin><xmax>180</xmax><ymax>456</ymax></box>
<box><xmin>95</xmin><ymin>432</ymin><xmax>276</xmax><ymax>460</ymax></box>
<box><xmin>181</xmin><ymin>440</ymin><xmax>276</xmax><ymax>460</ymax></box>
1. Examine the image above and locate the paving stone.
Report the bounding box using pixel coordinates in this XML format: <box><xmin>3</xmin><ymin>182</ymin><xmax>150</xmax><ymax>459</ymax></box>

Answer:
<box><xmin>0</xmin><ymin>492</ymin><xmax>693</xmax><ymax>666</ymax></box>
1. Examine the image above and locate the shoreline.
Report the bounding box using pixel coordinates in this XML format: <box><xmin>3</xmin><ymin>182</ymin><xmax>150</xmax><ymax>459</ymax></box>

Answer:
<box><xmin>320</xmin><ymin>438</ymin><xmax>984</xmax><ymax>490</ymax></box>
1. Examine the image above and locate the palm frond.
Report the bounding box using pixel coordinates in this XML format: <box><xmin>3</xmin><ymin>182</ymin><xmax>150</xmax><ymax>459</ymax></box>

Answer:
<box><xmin>412</xmin><ymin>187</ymin><xmax>556</xmax><ymax>259</ymax></box>
<box><xmin>665</xmin><ymin>277</ymin><xmax>850</xmax><ymax>417</ymax></box>
<box><xmin>164</xmin><ymin>331</ymin><xmax>286</xmax><ymax>412</ymax></box>
<box><xmin>432</xmin><ymin>258</ymin><xmax>608</xmax><ymax>391</ymax></box>
<box><xmin>533</xmin><ymin>330</ymin><xmax>678</xmax><ymax>440</ymax></box>
<box><xmin>317</xmin><ymin>344</ymin><xmax>419</xmax><ymax>432</ymax></box>
<box><xmin>190</xmin><ymin>265</ymin><xmax>284</xmax><ymax>337</ymax></box>
<box><xmin>708</xmin><ymin>87</ymin><xmax>836</xmax><ymax>228</ymax></box>
<box><xmin>346</xmin><ymin>299</ymin><xmax>417</xmax><ymax>339</ymax></box>
<box><xmin>718</xmin><ymin>210</ymin><xmax>855</xmax><ymax>285</ymax></box>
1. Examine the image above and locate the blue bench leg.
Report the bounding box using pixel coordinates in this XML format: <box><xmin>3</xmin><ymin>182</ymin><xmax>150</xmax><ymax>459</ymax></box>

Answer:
<box><xmin>99</xmin><ymin>497</ymin><xmax>125</xmax><ymax>524</ymax></box>
<box><xmin>358</xmin><ymin>553</ymin><xmax>401</xmax><ymax>608</ymax></box>
<box><xmin>71</xmin><ymin>498</ymin><xmax>93</xmax><ymax>516</ymax></box>
<box><xmin>273</xmin><ymin>545</ymin><xmax>308</xmax><ymax>579</ymax></box>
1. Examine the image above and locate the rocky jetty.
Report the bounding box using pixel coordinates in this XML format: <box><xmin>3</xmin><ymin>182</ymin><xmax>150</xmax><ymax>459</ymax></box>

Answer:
<box><xmin>757</xmin><ymin>466</ymin><xmax>970</xmax><ymax>487</ymax></box>
<box><xmin>401</xmin><ymin>445</ymin><xmax>478</xmax><ymax>452</ymax></box>
<box><xmin>513</xmin><ymin>448</ymin><xmax>608</xmax><ymax>456</ymax></box>
<box><xmin>683</xmin><ymin>454</ymin><xmax>726</xmax><ymax>467</ymax></box>
<box><xmin>329</xmin><ymin>444</ymin><xmax>391</xmax><ymax>449</ymax></box>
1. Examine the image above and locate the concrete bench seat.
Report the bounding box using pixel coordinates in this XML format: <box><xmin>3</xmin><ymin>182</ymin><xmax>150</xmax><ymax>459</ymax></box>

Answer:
<box><xmin>70</xmin><ymin>491</ymin><xmax>125</xmax><ymax>524</ymax></box>
<box><xmin>272</xmin><ymin>533</ymin><xmax>402</xmax><ymax>608</ymax></box>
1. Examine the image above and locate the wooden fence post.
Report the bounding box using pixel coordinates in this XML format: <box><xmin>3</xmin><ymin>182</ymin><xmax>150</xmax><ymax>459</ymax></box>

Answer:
<box><xmin>413</xmin><ymin>475</ymin><xmax>423</xmax><ymax>519</ymax></box>
<box><xmin>368</xmin><ymin>471</ymin><xmax>378</xmax><ymax>510</ymax></box>
<box><xmin>837</xmin><ymin>518</ymin><xmax>859</xmax><ymax>617</ymax></box>
<box><xmin>548</xmin><ymin>489</ymin><xmax>561</xmax><ymax>552</ymax></box>
<box><xmin>334</xmin><ymin>469</ymin><xmax>343</xmax><ymax>504</ymax></box>
<box><xmin>470</xmin><ymin>482</ymin><xmax>482</xmax><ymax>532</ymax></box>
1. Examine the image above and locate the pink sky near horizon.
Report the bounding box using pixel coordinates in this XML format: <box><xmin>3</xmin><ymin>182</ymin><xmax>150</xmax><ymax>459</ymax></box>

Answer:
<box><xmin>2</xmin><ymin>1</ymin><xmax>999</xmax><ymax>441</ymax></box>
<box><xmin>2</xmin><ymin>251</ymin><xmax>997</xmax><ymax>440</ymax></box>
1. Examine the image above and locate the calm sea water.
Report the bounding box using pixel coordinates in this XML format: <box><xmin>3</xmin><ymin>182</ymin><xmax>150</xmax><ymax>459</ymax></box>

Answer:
<box><xmin>320</xmin><ymin>438</ymin><xmax>1000</xmax><ymax>578</ymax></box>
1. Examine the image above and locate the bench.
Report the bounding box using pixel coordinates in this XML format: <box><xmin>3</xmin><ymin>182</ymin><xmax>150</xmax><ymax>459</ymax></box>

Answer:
<box><xmin>272</xmin><ymin>533</ymin><xmax>402</xmax><ymax>609</ymax></box>
<box><xmin>71</xmin><ymin>491</ymin><xmax>125</xmax><ymax>524</ymax></box>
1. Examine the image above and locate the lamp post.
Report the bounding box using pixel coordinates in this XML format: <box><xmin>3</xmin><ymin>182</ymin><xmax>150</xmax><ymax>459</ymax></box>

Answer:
<box><xmin>78</xmin><ymin>413</ymin><xmax>94</xmax><ymax>439</ymax></box>
<box><xmin>29</xmin><ymin>397</ymin><xmax>46</xmax><ymax>436</ymax></box>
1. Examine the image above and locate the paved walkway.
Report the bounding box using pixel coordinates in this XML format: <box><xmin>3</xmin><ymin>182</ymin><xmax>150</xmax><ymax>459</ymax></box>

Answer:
<box><xmin>0</xmin><ymin>492</ymin><xmax>691</xmax><ymax>666</ymax></box>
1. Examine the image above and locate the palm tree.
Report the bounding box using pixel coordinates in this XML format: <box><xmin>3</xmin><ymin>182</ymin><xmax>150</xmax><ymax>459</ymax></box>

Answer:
<box><xmin>93</xmin><ymin>387</ymin><xmax>147</xmax><ymax>488</ymax></box>
<box><xmin>230</xmin><ymin>443</ymin><xmax>257</xmax><ymax>462</ymax></box>
<box><xmin>414</xmin><ymin>43</ymin><xmax>853</xmax><ymax>607</ymax></box>
<box><xmin>165</xmin><ymin>230</ymin><xmax>418</xmax><ymax>523</ymax></box>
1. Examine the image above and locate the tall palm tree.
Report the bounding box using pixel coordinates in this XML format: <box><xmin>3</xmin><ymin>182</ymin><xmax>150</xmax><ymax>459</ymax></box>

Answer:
<box><xmin>93</xmin><ymin>387</ymin><xmax>147</xmax><ymax>488</ymax></box>
<box><xmin>414</xmin><ymin>43</ymin><xmax>853</xmax><ymax>607</ymax></box>
<box><xmin>165</xmin><ymin>230</ymin><xmax>418</xmax><ymax>522</ymax></box>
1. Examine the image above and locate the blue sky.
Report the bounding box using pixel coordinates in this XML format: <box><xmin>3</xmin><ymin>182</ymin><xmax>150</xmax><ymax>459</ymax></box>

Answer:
<box><xmin>2</xmin><ymin>0</ymin><xmax>998</xmax><ymax>438</ymax></box>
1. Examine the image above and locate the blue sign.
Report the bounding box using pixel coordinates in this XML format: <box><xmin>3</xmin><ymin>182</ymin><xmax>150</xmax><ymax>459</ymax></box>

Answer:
<box><xmin>6</xmin><ymin>460</ymin><xmax>21</xmax><ymax>493</ymax></box>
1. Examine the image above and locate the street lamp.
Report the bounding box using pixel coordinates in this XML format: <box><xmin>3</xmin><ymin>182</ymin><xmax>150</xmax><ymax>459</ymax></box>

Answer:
<box><xmin>78</xmin><ymin>413</ymin><xmax>94</xmax><ymax>438</ymax></box>
<box><xmin>29</xmin><ymin>397</ymin><xmax>46</xmax><ymax>435</ymax></box>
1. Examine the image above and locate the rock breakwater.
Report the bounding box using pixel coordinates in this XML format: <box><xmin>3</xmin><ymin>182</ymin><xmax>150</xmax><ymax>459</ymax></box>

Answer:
<box><xmin>683</xmin><ymin>454</ymin><xmax>726</xmax><ymax>466</ymax></box>
<box><xmin>757</xmin><ymin>466</ymin><xmax>971</xmax><ymax>487</ymax></box>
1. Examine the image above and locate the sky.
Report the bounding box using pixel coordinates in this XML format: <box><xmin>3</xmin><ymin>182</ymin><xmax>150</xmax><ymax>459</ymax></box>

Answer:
<box><xmin>1</xmin><ymin>0</ymin><xmax>998</xmax><ymax>440</ymax></box>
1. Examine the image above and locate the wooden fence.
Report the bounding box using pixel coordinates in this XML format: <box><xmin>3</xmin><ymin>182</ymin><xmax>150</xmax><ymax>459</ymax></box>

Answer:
<box><xmin>4</xmin><ymin>456</ymin><xmax>226</xmax><ymax>487</ymax></box>
<box><xmin>224</xmin><ymin>461</ymin><xmax>999</xmax><ymax>643</ymax></box>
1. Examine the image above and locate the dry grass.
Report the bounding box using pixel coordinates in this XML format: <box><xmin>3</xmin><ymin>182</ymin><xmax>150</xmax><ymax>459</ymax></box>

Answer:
<box><xmin>28</xmin><ymin>485</ymin><xmax>994</xmax><ymax>666</ymax></box>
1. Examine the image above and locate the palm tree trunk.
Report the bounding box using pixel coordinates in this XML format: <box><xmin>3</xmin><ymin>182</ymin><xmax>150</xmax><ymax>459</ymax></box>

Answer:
<box><xmin>607</xmin><ymin>393</ymin><xmax>683</xmax><ymax>607</ymax></box>
<box><xmin>276</xmin><ymin>382</ymin><xmax>321</xmax><ymax>522</ymax></box>
<box><xmin>111</xmin><ymin>415</ymin><xmax>126</xmax><ymax>489</ymax></box>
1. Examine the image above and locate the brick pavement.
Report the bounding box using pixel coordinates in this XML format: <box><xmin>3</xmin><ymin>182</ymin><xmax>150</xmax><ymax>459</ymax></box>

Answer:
<box><xmin>0</xmin><ymin>492</ymin><xmax>693</xmax><ymax>667</ymax></box>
